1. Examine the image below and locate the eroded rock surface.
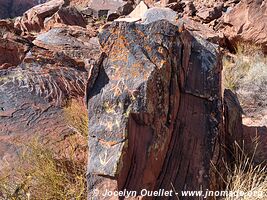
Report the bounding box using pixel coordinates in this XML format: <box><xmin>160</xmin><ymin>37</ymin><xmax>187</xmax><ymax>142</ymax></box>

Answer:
<box><xmin>14</xmin><ymin>0</ymin><xmax>66</xmax><ymax>33</ymax></box>
<box><xmin>0</xmin><ymin>20</ymin><xmax>100</xmax><ymax>169</ymax></box>
<box><xmin>221</xmin><ymin>0</ymin><xmax>267</xmax><ymax>53</ymax></box>
<box><xmin>223</xmin><ymin>89</ymin><xmax>243</xmax><ymax>159</ymax></box>
<box><xmin>0</xmin><ymin>33</ymin><xmax>30</xmax><ymax>69</ymax></box>
<box><xmin>2</xmin><ymin>0</ymin><xmax>267</xmax><ymax>199</ymax></box>
<box><xmin>44</xmin><ymin>6</ymin><xmax>87</xmax><ymax>30</ymax></box>
<box><xmin>87</xmin><ymin>20</ymin><xmax>224</xmax><ymax>199</ymax></box>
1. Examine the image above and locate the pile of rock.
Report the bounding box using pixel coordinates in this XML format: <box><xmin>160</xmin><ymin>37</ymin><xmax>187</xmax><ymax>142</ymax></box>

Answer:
<box><xmin>0</xmin><ymin>0</ymin><xmax>267</xmax><ymax>199</ymax></box>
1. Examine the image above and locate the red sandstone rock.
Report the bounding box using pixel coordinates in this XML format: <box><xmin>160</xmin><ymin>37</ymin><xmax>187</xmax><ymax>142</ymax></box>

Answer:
<box><xmin>44</xmin><ymin>6</ymin><xmax>87</xmax><ymax>30</ymax></box>
<box><xmin>0</xmin><ymin>33</ymin><xmax>30</xmax><ymax>69</ymax></box>
<box><xmin>182</xmin><ymin>17</ymin><xmax>226</xmax><ymax>46</ymax></box>
<box><xmin>0</xmin><ymin>19</ymin><xmax>21</xmax><ymax>34</ymax></box>
<box><xmin>0</xmin><ymin>22</ymin><xmax>100</xmax><ymax>171</ymax></box>
<box><xmin>1</xmin><ymin>0</ymin><xmax>267</xmax><ymax>199</ymax></box>
<box><xmin>222</xmin><ymin>0</ymin><xmax>267</xmax><ymax>53</ymax></box>
<box><xmin>0</xmin><ymin>46</ymin><xmax>89</xmax><ymax>166</ymax></box>
<box><xmin>32</xmin><ymin>25</ymin><xmax>99</xmax><ymax>68</ymax></box>
<box><xmin>197</xmin><ymin>3</ymin><xmax>223</xmax><ymax>23</ymax></box>
<box><xmin>87</xmin><ymin>0</ymin><xmax>127</xmax><ymax>18</ymax></box>
<box><xmin>14</xmin><ymin>0</ymin><xmax>66</xmax><ymax>33</ymax></box>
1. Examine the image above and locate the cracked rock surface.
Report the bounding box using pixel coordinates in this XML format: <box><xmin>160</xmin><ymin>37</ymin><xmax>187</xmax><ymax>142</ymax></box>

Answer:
<box><xmin>0</xmin><ymin>15</ymin><xmax>101</xmax><ymax>169</ymax></box>
<box><xmin>86</xmin><ymin>20</ymin><xmax>224</xmax><ymax>199</ymax></box>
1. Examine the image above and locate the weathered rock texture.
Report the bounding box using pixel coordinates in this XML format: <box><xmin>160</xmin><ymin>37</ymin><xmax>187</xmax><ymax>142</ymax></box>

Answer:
<box><xmin>0</xmin><ymin>21</ymin><xmax>100</xmax><ymax>169</ymax></box>
<box><xmin>223</xmin><ymin>89</ymin><xmax>243</xmax><ymax>160</ymax></box>
<box><xmin>87</xmin><ymin>20</ymin><xmax>224</xmax><ymax>199</ymax></box>
<box><xmin>43</xmin><ymin>6</ymin><xmax>87</xmax><ymax>30</ymax></box>
<box><xmin>0</xmin><ymin>33</ymin><xmax>30</xmax><ymax>69</ymax></box>
<box><xmin>14</xmin><ymin>0</ymin><xmax>66</xmax><ymax>33</ymax></box>
<box><xmin>223</xmin><ymin>89</ymin><xmax>267</xmax><ymax>166</ymax></box>
<box><xmin>222</xmin><ymin>0</ymin><xmax>267</xmax><ymax>53</ymax></box>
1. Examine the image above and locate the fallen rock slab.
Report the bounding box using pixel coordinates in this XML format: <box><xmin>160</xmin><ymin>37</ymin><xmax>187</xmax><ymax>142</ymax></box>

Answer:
<box><xmin>197</xmin><ymin>3</ymin><xmax>223</xmax><ymax>23</ymax></box>
<box><xmin>44</xmin><ymin>6</ymin><xmax>87</xmax><ymax>30</ymax></box>
<box><xmin>14</xmin><ymin>0</ymin><xmax>66</xmax><ymax>33</ymax></box>
<box><xmin>0</xmin><ymin>23</ymin><xmax>100</xmax><ymax>173</ymax></box>
<box><xmin>33</xmin><ymin>25</ymin><xmax>99</xmax><ymax>68</ymax></box>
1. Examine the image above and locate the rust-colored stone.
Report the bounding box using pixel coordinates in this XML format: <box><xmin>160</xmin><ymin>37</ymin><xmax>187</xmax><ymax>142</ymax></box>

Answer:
<box><xmin>86</xmin><ymin>20</ymin><xmax>224</xmax><ymax>199</ymax></box>
<box><xmin>222</xmin><ymin>0</ymin><xmax>267</xmax><ymax>53</ymax></box>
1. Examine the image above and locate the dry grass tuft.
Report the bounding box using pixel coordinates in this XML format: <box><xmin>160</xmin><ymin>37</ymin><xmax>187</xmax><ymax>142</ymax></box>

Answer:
<box><xmin>222</xmin><ymin>141</ymin><xmax>267</xmax><ymax>200</ymax></box>
<box><xmin>63</xmin><ymin>99</ymin><xmax>88</xmax><ymax>137</ymax></box>
<box><xmin>0</xmin><ymin>138</ymin><xmax>87</xmax><ymax>200</ymax></box>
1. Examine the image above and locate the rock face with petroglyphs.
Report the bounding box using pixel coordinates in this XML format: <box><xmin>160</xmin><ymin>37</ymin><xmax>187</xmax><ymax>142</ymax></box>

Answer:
<box><xmin>0</xmin><ymin>13</ymin><xmax>100</xmax><ymax>168</ymax></box>
<box><xmin>86</xmin><ymin>20</ymin><xmax>224</xmax><ymax>199</ymax></box>
<box><xmin>2</xmin><ymin>0</ymin><xmax>267</xmax><ymax>199</ymax></box>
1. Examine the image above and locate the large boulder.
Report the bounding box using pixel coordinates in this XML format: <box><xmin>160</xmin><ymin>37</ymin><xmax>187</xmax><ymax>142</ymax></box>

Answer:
<box><xmin>222</xmin><ymin>0</ymin><xmax>267</xmax><ymax>53</ymax></box>
<box><xmin>86</xmin><ymin>20</ymin><xmax>224</xmax><ymax>199</ymax></box>
<box><xmin>0</xmin><ymin>47</ymin><xmax>88</xmax><ymax>168</ymax></box>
